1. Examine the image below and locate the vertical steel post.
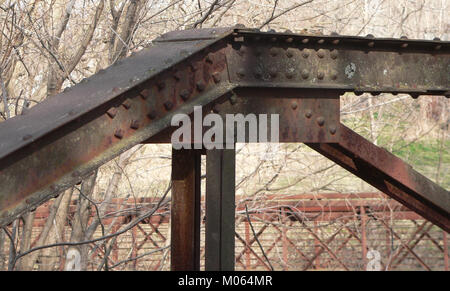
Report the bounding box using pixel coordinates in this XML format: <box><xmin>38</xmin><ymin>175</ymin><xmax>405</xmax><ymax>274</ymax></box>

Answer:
<box><xmin>205</xmin><ymin>148</ymin><xmax>236</xmax><ymax>271</ymax></box>
<box><xmin>170</xmin><ymin>148</ymin><xmax>201</xmax><ymax>271</ymax></box>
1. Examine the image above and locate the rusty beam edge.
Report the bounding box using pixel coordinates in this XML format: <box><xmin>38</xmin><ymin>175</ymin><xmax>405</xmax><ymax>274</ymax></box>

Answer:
<box><xmin>0</xmin><ymin>83</ymin><xmax>236</xmax><ymax>227</ymax></box>
<box><xmin>235</xmin><ymin>29</ymin><xmax>450</xmax><ymax>52</ymax></box>
<box><xmin>233</xmin><ymin>83</ymin><xmax>447</xmax><ymax>96</ymax></box>
<box><xmin>0</xmin><ymin>33</ymin><xmax>234</xmax><ymax>162</ymax></box>
<box><xmin>306</xmin><ymin>125</ymin><xmax>450</xmax><ymax>232</ymax></box>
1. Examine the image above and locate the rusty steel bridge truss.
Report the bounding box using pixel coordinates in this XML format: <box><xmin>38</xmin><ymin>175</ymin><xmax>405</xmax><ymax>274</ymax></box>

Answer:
<box><xmin>0</xmin><ymin>27</ymin><xmax>448</xmax><ymax>270</ymax></box>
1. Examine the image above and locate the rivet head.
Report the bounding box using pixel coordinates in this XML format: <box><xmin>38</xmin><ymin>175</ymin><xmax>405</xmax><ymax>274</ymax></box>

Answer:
<box><xmin>106</xmin><ymin>108</ymin><xmax>118</xmax><ymax>119</ymax></box>
<box><xmin>147</xmin><ymin>111</ymin><xmax>157</xmax><ymax>120</ymax></box>
<box><xmin>139</xmin><ymin>89</ymin><xmax>150</xmax><ymax>100</ymax></box>
<box><xmin>286</xmin><ymin>49</ymin><xmax>294</xmax><ymax>58</ymax></box>
<box><xmin>156</xmin><ymin>81</ymin><xmax>165</xmax><ymax>90</ymax></box>
<box><xmin>329</xmin><ymin>125</ymin><xmax>337</xmax><ymax>134</ymax></box>
<box><xmin>180</xmin><ymin>89</ymin><xmax>190</xmax><ymax>100</ymax></box>
<box><xmin>114</xmin><ymin>129</ymin><xmax>124</xmax><ymax>139</ymax></box>
<box><xmin>330</xmin><ymin>50</ymin><xmax>338</xmax><ymax>59</ymax></box>
<box><xmin>332</xmin><ymin>39</ymin><xmax>340</xmax><ymax>45</ymax></box>
<box><xmin>206</xmin><ymin>53</ymin><xmax>214</xmax><ymax>63</ymax></box>
<box><xmin>237</xmin><ymin>68</ymin><xmax>245</xmax><ymax>78</ymax></box>
<box><xmin>368</xmin><ymin>41</ymin><xmax>374</xmax><ymax>47</ymax></box>
<box><xmin>302</xmin><ymin>49</ymin><xmax>310</xmax><ymax>58</ymax></box>
<box><xmin>291</xmin><ymin>101</ymin><xmax>298</xmax><ymax>110</ymax></box>
<box><xmin>302</xmin><ymin>38</ymin><xmax>309</xmax><ymax>44</ymax></box>
<box><xmin>317</xmin><ymin>71</ymin><xmax>325</xmax><ymax>80</ymax></box>
<box><xmin>173</xmin><ymin>71</ymin><xmax>182</xmax><ymax>81</ymax></box>
<box><xmin>285</xmin><ymin>70</ymin><xmax>295</xmax><ymax>79</ymax></box>
<box><xmin>285</xmin><ymin>37</ymin><xmax>293</xmax><ymax>44</ymax></box>
<box><xmin>301</xmin><ymin>69</ymin><xmax>309</xmax><ymax>79</ymax></box>
<box><xmin>317</xmin><ymin>39</ymin><xmax>325</xmax><ymax>44</ymax></box>
<box><xmin>212</xmin><ymin>72</ymin><xmax>221</xmax><ymax>83</ymax></box>
<box><xmin>305</xmin><ymin>109</ymin><xmax>312</xmax><ymax>118</ymax></box>
<box><xmin>316</xmin><ymin>116</ymin><xmax>325</xmax><ymax>126</ymax></box>
<box><xmin>269</xmin><ymin>67</ymin><xmax>277</xmax><ymax>78</ymax></box>
<box><xmin>230</xmin><ymin>95</ymin><xmax>238</xmax><ymax>105</ymax></box>
<box><xmin>122</xmin><ymin>100</ymin><xmax>131</xmax><ymax>109</ymax></box>
<box><xmin>317</xmin><ymin>49</ymin><xmax>325</xmax><ymax>58</ymax></box>
<box><xmin>130</xmin><ymin>120</ymin><xmax>140</xmax><ymax>130</ymax></box>
<box><xmin>164</xmin><ymin>101</ymin><xmax>173</xmax><ymax>111</ymax></box>
<box><xmin>270</xmin><ymin>37</ymin><xmax>277</xmax><ymax>42</ymax></box>
<box><xmin>269</xmin><ymin>47</ymin><xmax>278</xmax><ymax>57</ymax></box>
<box><xmin>196</xmin><ymin>81</ymin><xmax>206</xmax><ymax>91</ymax></box>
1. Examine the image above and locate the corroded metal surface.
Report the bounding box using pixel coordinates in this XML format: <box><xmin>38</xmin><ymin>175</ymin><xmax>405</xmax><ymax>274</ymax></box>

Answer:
<box><xmin>307</xmin><ymin>125</ymin><xmax>450</xmax><ymax>232</ymax></box>
<box><xmin>0</xmin><ymin>26</ymin><xmax>449</xmax><ymax>230</ymax></box>
<box><xmin>0</xmin><ymin>28</ymin><xmax>234</xmax><ymax>226</ymax></box>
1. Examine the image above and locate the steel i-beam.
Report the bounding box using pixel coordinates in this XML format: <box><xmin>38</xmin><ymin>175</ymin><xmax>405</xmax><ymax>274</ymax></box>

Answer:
<box><xmin>170</xmin><ymin>148</ymin><xmax>202</xmax><ymax>270</ymax></box>
<box><xmin>205</xmin><ymin>148</ymin><xmax>236</xmax><ymax>271</ymax></box>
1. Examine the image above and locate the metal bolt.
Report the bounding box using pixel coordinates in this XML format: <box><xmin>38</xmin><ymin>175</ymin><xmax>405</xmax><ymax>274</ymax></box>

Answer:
<box><xmin>330</xmin><ymin>50</ymin><xmax>338</xmax><ymax>59</ymax></box>
<box><xmin>316</xmin><ymin>116</ymin><xmax>325</xmax><ymax>126</ymax></box>
<box><xmin>106</xmin><ymin>108</ymin><xmax>117</xmax><ymax>119</ymax></box>
<box><xmin>269</xmin><ymin>68</ymin><xmax>277</xmax><ymax>78</ymax></box>
<box><xmin>122</xmin><ymin>100</ymin><xmax>131</xmax><ymax>109</ymax></box>
<box><xmin>285</xmin><ymin>37</ymin><xmax>293</xmax><ymax>44</ymax></box>
<box><xmin>230</xmin><ymin>95</ymin><xmax>238</xmax><ymax>105</ymax></box>
<box><xmin>237</xmin><ymin>68</ymin><xmax>245</xmax><ymax>78</ymax></box>
<box><xmin>173</xmin><ymin>71</ymin><xmax>182</xmax><ymax>81</ymax></box>
<box><xmin>206</xmin><ymin>53</ymin><xmax>214</xmax><ymax>63</ymax></box>
<box><xmin>368</xmin><ymin>41</ymin><xmax>374</xmax><ymax>47</ymax></box>
<box><xmin>317</xmin><ymin>39</ymin><xmax>325</xmax><ymax>44</ymax></box>
<box><xmin>329</xmin><ymin>125</ymin><xmax>337</xmax><ymax>135</ymax></box>
<box><xmin>285</xmin><ymin>70</ymin><xmax>295</xmax><ymax>79</ymax></box>
<box><xmin>291</xmin><ymin>101</ymin><xmax>298</xmax><ymax>110</ymax></box>
<box><xmin>164</xmin><ymin>101</ymin><xmax>173</xmax><ymax>111</ymax></box>
<box><xmin>305</xmin><ymin>109</ymin><xmax>312</xmax><ymax>118</ymax></box>
<box><xmin>140</xmin><ymin>89</ymin><xmax>150</xmax><ymax>100</ymax></box>
<box><xmin>269</xmin><ymin>47</ymin><xmax>278</xmax><ymax>56</ymax></box>
<box><xmin>196</xmin><ymin>81</ymin><xmax>206</xmax><ymax>91</ymax></box>
<box><xmin>130</xmin><ymin>120</ymin><xmax>140</xmax><ymax>130</ymax></box>
<box><xmin>286</xmin><ymin>49</ymin><xmax>294</xmax><ymax>58</ymax></box>
<box><xmin>212</xmin><ymin>72</ymin><xmax>221</xmax><ymax>83</ymax></box>
<box><xmin>147</xmin><ymin>111</ymin><xmax>157</xmax><ymax>120</ymax></box>
<box><xmin>114</xmin><ymin>129</ymin><xmax>124</xmax><ymax>139</ymax></box>
<box><xmin>302</xmin><ymin>49</ymin><xmax>310</xmax><ymax>58</ymax></box>
<box><xmin>332</xmin><ymin>39</ymin><xmax>340</xmax><ymax>45</ymax></box>
<box><xmin>302</xmin><ymin>38</ymin><xmax>309</xmax><ymax>44</ymax></box>
<box><xmin>157</xmin><ymin>81</ymin><xmax>165</xmax><ymax>90</ymax></box>
<box><xmin>317</xmin><ymin>49</ymin><xmax>325</xmax><ymax>58</ymax></box>
<box><xmin>180</xmin><ymin>89</ymin><xmax>190</xmax><ymax>100</ymax></box>
<box><xmin>301</xmin><ymin>69</ymin><xmax>309</xmax><ymax>79</ymax></box>
<box><xmin>254</xmin><ymin>71</ymin><xmax>262</xmax><ymax>79</ymax></box>
<box><xmin>400</xmin><ymin>36</ymin><xmax>408</xmax><ymax>48</ymax></box>
<box><xmin>317</xmin><ymin>71</ymin><xmax>325</xmax><ymax>80</ymax></box>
